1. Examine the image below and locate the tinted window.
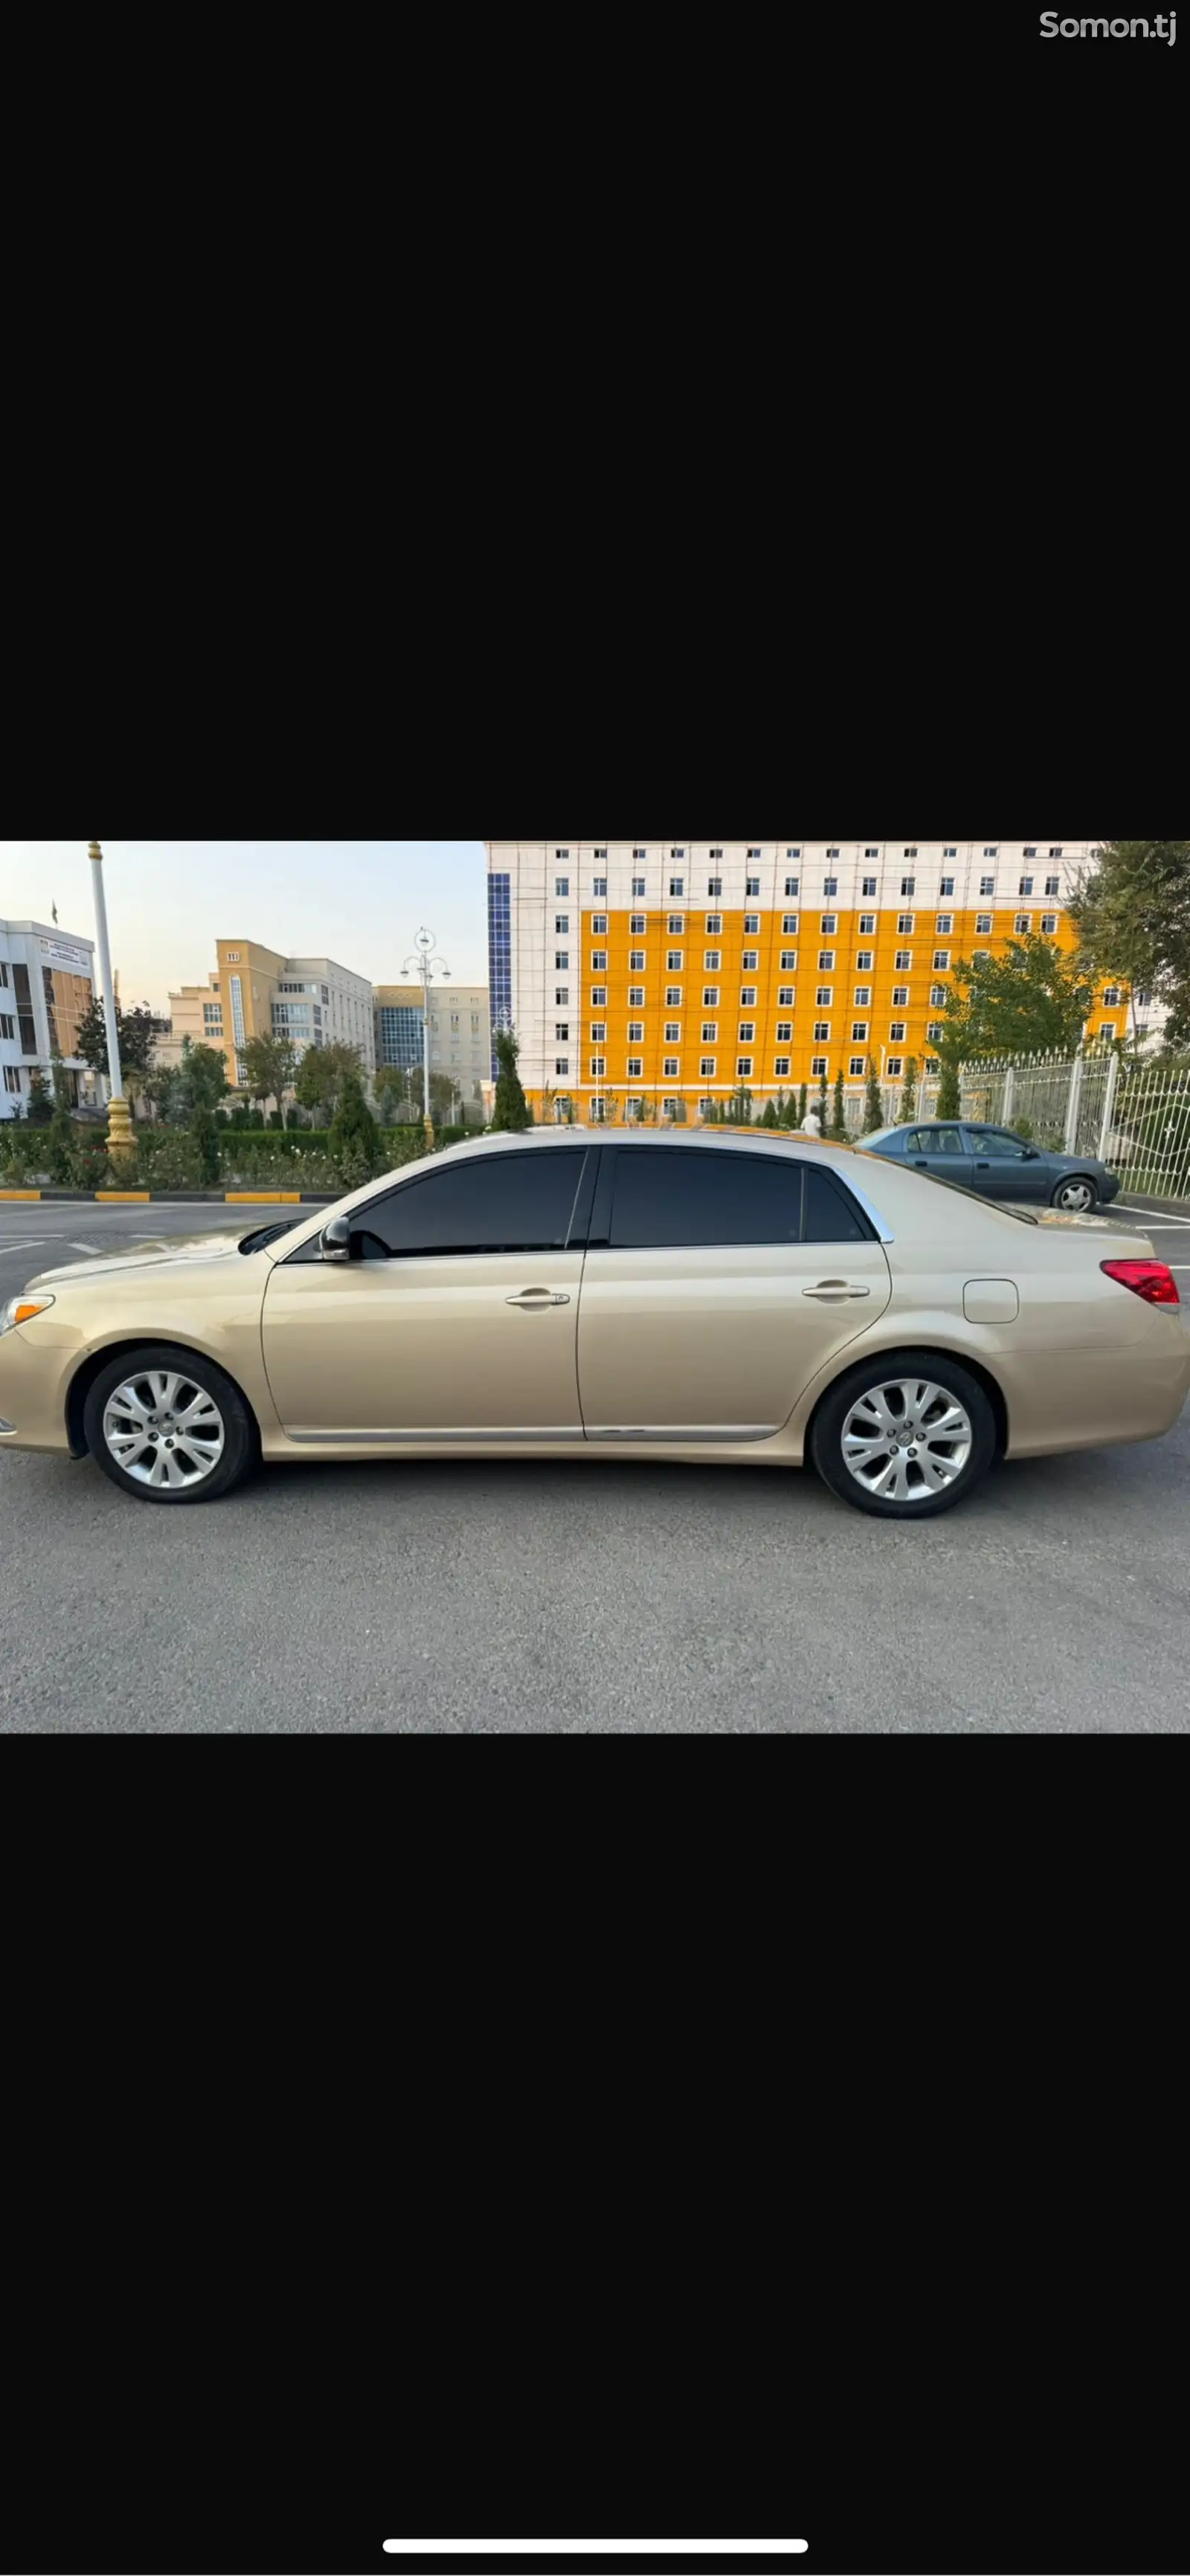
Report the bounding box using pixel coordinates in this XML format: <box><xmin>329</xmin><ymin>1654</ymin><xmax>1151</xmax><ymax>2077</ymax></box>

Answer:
<box><xmin>802</xmin><ymin>1165</ymin><xmax>869</xmax><ymax>1243</ymax></box>
<box><xmin>607</xmin><ymin>1149</ymin><xmax>869</xmax><ymax>1250</ymax></box>
<box><xmin>358</xmin><ymin>1152</ymin><xmax>587</xmax><ymax>1257</ymax></box>
<box><xmin>968</xmin><ymin>1128</ymin><xmax>1025</xmax><ymax>1159</ymax></box>
<box><xmin>925</xmin><ymin>1127</ymin><xmax>967</xmax><ymax>1157</ymax></box>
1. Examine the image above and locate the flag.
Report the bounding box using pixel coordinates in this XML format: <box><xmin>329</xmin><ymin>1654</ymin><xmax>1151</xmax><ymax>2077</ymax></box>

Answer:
<box><xmin>51</xmin><ymin>902</ymin><xmax>58</xmax><ymax>925</ymax></box>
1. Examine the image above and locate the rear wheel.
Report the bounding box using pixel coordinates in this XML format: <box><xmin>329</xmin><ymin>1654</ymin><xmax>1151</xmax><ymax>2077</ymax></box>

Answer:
<box><xmin>83</xmin><ymin>1346</ymin><xmax>257</xmax><ymax>1503</ymax></box>
<box><xmin>1052</xmin><ymin>1175</ymin><xmax>1098</xmax><ymax>1213</ymax></box>
<box><xmin>810</xmin><ymin>1350</ymin><xmax>997</xmax><ymax>1519</ymax></box>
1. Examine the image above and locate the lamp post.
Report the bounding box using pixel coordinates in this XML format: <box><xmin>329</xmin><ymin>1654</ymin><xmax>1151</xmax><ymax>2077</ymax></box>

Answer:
<box><xmin>402</xmin><ymin>929</ymin><xmax>450</xmax><ymax>1148</ymax></box>
<box><xmin>87</xmin><ymin>841</ymin><xmax>135</xmax><ymax>1162</ymax></box>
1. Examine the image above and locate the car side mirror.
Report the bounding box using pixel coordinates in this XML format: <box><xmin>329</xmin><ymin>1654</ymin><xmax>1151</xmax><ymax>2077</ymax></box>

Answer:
<box><xmin>1022</xmin><ymin>1147</ymin><xmax>1041</xmax><ymax>1160</ymax></box>
<box><xmin>321</xmin><ymin>1214</ymin><xmax>355</xmax><ymax>1263</ymax></box>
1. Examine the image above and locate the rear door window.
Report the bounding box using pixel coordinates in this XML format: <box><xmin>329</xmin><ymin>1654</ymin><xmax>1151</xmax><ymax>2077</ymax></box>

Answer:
<box><xmin>606</xmin><ymin>1148</ymin><xmax>872</xmax><ymax>1248</ymax></box>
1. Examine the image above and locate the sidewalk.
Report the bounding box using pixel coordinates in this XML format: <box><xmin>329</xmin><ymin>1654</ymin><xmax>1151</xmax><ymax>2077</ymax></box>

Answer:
<box><xmin>1119</xmin><ymin>1192</ymin><xmax>1190</xmax><ymax>1221</ymax></box>
<box><xmin>0</xmin><ymin>1188</ymin><xmax>336</xmax><ymax>1206</ymax></box>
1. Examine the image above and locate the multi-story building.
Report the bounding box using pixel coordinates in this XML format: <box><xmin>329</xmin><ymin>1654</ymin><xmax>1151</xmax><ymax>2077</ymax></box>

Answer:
<box><xmin>374</xmin><ymin>983</ymin><xmax>491</xmax><ymax>1105</ymax></box>
<box><xmin>170</xmin><ymin>942</ymin><xmax>376</xmax><ymax>1091</ymax></box>
<box><xmin>1</xmin><ymin>919</ymin><xmax>95</xmax><ymax>1118</ymax></box>
<box><xmin>486</xmin><ymin>839</ymin><xmax>1140</xmax><ymax>1122</ymax></box>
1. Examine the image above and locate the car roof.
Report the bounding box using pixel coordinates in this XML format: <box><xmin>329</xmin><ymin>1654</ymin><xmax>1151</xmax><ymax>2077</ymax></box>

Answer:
<box><xmin>434</xmin><ymin>1127</ymin><xmax>869</xmax><ymax>1163</ymax></box>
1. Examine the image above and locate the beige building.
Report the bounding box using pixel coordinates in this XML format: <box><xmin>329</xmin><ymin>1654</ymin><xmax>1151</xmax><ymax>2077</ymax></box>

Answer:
<box><xmin>161</xmin><ymin>942</ymin><xmax>375</xmax><ymax>1090</ymax></box>
<box><xmin>374</xmin><ymin>983</ymin><xmax>491</xmax><ymax>1104</ymax></box>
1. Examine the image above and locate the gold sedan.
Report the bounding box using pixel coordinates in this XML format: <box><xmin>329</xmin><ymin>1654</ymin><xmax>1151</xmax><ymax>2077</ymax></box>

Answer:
<box><xmin>1</xmin><ymin>1130</ymin><xmax>1187</xmax><ymax>1519</ymax></box>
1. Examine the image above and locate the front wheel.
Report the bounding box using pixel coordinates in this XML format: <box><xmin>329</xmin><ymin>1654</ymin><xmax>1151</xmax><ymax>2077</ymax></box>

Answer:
<box><xmin>810</xmin><ymin>1350</ymin><xmax>997</xmax><ymax>1519</ymax></box>
<box><xmin>1052</xmin><ymin>1175</ymin><xmax>1098</xmax><ymax>1213</ymax></box>
<box><xmin>83</xmin><ymin>1346</ymin><xmax>257</xmax><ymax>1503</ymax></box>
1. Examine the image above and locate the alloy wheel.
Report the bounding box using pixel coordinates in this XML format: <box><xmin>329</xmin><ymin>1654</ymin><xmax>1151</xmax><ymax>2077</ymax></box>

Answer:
<box><xmin>103</xmin><ymin>1369</ymin><xmax>226</xmax><ymax>1491</ymax></box>
<box><xmin>840</xmin><ymin>1376</ymin><xmax>974</xmax><ymax>1505</ymax></box>
<box><xmin>1055</xmin><ymin>1177</ymin><xmax>1096</xmax><ymax>1213</ymax></box>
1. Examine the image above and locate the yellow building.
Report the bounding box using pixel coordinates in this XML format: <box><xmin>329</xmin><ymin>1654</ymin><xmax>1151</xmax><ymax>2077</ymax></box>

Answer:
<box><xmin>161</xmin><ymin>942</ymin><xmax>376</xmax><ymax>1091</ymax></box>
<box><xmin>486</xmin><ymin>838</ymin><xmax>1131</xmax><ymax>1122</ymax></box>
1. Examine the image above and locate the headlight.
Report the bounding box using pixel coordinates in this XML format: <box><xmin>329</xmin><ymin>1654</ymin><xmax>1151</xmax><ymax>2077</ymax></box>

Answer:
<box><xmin>0</xmin><ymin>1294</ymin><xmax>54</xmax><ymax>1336</ymax></box>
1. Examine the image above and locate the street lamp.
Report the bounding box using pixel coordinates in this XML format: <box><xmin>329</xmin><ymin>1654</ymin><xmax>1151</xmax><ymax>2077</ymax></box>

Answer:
<box><xmin>402</xmin><ymin>928</ymin><xmax>451</xmax><ymax>1147</ymax></box>
<box><xmin>87</xmin><ymin>841</ymin><xmax>135</xmax><ymax>1162</ymax></box>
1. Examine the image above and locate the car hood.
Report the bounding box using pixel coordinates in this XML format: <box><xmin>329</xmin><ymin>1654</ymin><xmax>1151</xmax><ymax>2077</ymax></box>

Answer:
<box><xmin>25</xmin><ymin>1224</ymin><xmax>283</xmax><ymax>1291</ymax></box>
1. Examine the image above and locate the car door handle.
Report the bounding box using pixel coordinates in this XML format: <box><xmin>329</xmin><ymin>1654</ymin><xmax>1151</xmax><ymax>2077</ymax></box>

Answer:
<box><xmin>975</xmin><ymin>1160</ymin><xmax>991</xmax><ymax>1169</ymax></box>
<box><xmin>506</xmin><ymin>1290</ymin><xmax>570</xmax><ymax>1308</ymax></box>
<box><xmin>803</xmin><ymin>1282</ymin><xmax>872</xmax><ymax>1301</ymax></box>
<box><xmin>914</xmin><ymin>1159</ymin><xmax>930</xmax><ymax>1170</ymax></box>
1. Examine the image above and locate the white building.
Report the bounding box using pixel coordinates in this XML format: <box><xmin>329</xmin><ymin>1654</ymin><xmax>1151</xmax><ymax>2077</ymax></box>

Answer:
<box><xmin>1</xmin><ymin>919</ymin><xmax>96</xmax><ymax>1120</ymax></box>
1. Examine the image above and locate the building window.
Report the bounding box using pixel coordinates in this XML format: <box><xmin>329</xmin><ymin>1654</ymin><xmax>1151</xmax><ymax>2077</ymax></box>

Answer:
<box><xmin>984</xmin><ymin>848</ymin><xmax>998</xmax><ymax>858</ymax></box>
<box><xmin>668</xmin><ymin>915</ymin><xmax>685</xmax><ymax>936</ymax></box>
<box><xmin>704</xmin><ymin>988</ymin><xmax>719</xmax><ymax>1006</ymax></box>
<box><xmin>591</xmin><ymin>1024</ymin><xmax>606</xmax><ymax>1043</ymax></box>
<box><xmin>555</xmin><ymin>1058</ymin><xmax>570</xmax><ymax>1076</ymax></box>
<box><xmin>823</xmin><ymin>876</ymin><xmax>838</xmax><ymax>898</ymax></box>
<box><xmin>669</xmin><ymin>879</ymin><xmax>685</xmax><ymax>899</ymax></box>
<box><xmin>1041</xmin><ymin>913</ymin><xmax>1058</xmax><ymax>935</ymax></box>
<box><xmin>706</xmin><ymin>913</ymin><xmax>723</xmax><ymax>937</ymax></box>
<box><xmin>811</xmin><ymin>1056</ymin><xmax>828</xmax><ymax>1077</ymax></box>
<box><xmin>976</xmin><ymin>913</ymin><xmax>992</xmax><ymax>936</ymax></box>
<box><xmin>740</xmin><ymin>988</ymin><xmax>758</xmax><ymax>1008</ymax></box>
<box><xmin>739</xmin><ymin>1023</ymin><xmax>756</xmax><ymax>1043</ymax></box>
<box><xmin>705</xmin><ymin>951</ymin><xmax>721</xmax><ymax>971</ymax></box>
<box><xmin>555</xmin><ymin>1024</ymin><xmax>570</xmax><ymax>1042</ymax></box>
<box><xmin>591</xmin><ymin>1057</ymin><xmax>606</xmax><ymax>1077</ymax></box>
<box><xmin>817</xmin><ymin>951</ymin><xmax>834</xmax><ymax>973</ymax></box>
<box><xmin>663</xmin><ymin>1058</ymin><xmax>680</xmax><ymax>1079</ymax></box>
<box><xmin>887</xmin><ymin>1058</ymin><xmax>904</xmax><ymax>1079</ymax></box>
<box><xmin>814</xmin><ymin>1021</ymin><xmax>831</xmax><ymax>1042</ymax></box>
<box><xmin>627</xmin><ymin>1058</ymin><xmax>643</xmax><ymax>1079</ymax></box>
<box><xmin>930</xmin><ymin>983</ymin><xmax>949</xmax><ymax>1006</ymax></box>
<box><xmin>980</xmin><ymin>876</ymin><xmax>996</xmax><ymax>897</ymax></box>
<box><xmin>701</xmin><ymin>1058</ymin><xmax>716</xmax><ymax>1079</ymax></box>
<box><xmin>665</xmin><ymin>1022</ymin><xmax>681</xmax><ymax>1043</ymax></box>
<box><xmin>890</xmin><ymin>1022</ymin><xmax>907</xmax><ymax>1042</ymax></box>
<box><xmin>785</xmin><ymin>876</ymin><xmax>800</xmax><ymax>897</ymax></box>
<box><xmin>901</xmin><ymin>877</ymin><xmax>916</xmax><ymax>898</ymax></box>
<box><xmin>862</xmin><ymin>876</ymin><xmax>878</xmax><ymax>898</ymax></box>
<box><xmin>849</xmin><ymin>1056</ymin><xmax>866</xmax><ymax>1077</ymax></box>
<box><xmin>3</xmin><ymin>1064</ymin><xmax>22</xmax><ymax>1093</ymax></box>
<box><xmin>742</xmin><ymin>951</ymin><xmax>759</xmax><ymax>971</ymax></box>
<box><xmin>1045</xmin><ymin>875</ymin><xmax>1061</xmax><ymax>896</ymax></box>
<box><xmin>939</xmin><ymin>877</ymin><xmax>955</xmax><ymax>897</ymax></box>
<box><xmin>747</xmin><ymin>877</ymin><xmax>761</xmax><ymax>899</ymax></box>
<box><xmin>774</xmin><ymin>1056</ymin><xmax>791</xmax><ymax>1077</ymax></box>
<box><xmin>892</xmin><ymin>986</ymin><xmax>910</xmax><ymax>1007</ymax></box>
<box><xmin>778</xmin><ymin>986</ymin><xmax>794</xmax><ymax>1006</ymax></box>
<box><xmin>708</xmin><ymin>876</ymin><xmax>723</xmax><ymax>898</ymax></box>
<box><xmin>776</xmin><ymin>1021</ymin><xmax>793</xmax><ymax>1041</ymax></box>
<box><xmin>933</xmin><ymin>951</ymin><xmax>951</xmax><ymax>971</ymax></box>
<box><xmin>816</xmin><ymin>985</ymin><xmax>833</xmax><ymax>1006</ymax></box>
<box><xmin>1102</xmin><ymin>987</ymin><xmax>1122</xmax><ymax>1006</ymax></box>
<box><xmin>628</xmin><ymin>1022</ymin><xmax>645</xmax><ymax>1043</ymax></box>
<box><xmin>782</xmin><ymin>951</ymin><xmax>799</xmax><ymax>972</ymax></box>
<box><xmin>897</xmin><ymin>913</ymin><xmax>914</xmax><ymax>935</ymax></box>
<box><xmin>821</xmin><ymin>914</ymin><xmax>837</xmax><ymax>935</ymax></box>
<box><xmin>589</xmin><ymin>987</ymin><xmax>605</xmax><ymax>1007</ymax></box>
<box><xmin>1018</xmin><ymin>877</ymin><xmax>1034</xmax><ymax>899</ymax></box>
<box><xmin>936</xmin><ymin>914</ymin><xmax>953</xmax><ymax>935</ymax></box>
<box><xmin>630</xmin><ymin>914</ymin><xmax>646</xmax><ymax>936</ymax></box>
<box><xmin>927</xmin><ymin>1023</ymin><xmax>945</xmax><ymax>1044</ymax></box>
<box><xmin>852</xmin><ymin>1022</ymin><xmax>869</xmax><ymax>1042</ymax></box>
<box><xmin>555</xmin><ymin>878</ymin><xmax>570</xmax><ymax>898</ymax></box>
<box><xmin>0</xmin><ymin>1012</ymin><xmax>14</xmax><ymax>1038</ymax></box>
<box><xmin>558</xmin><ymin>951</ymin><xmax>572</xmax><ymax>971</ymax></box>
<box><xmin>630</xmin><ymin>951</ymin><xmax>646</xmax><ymax>971</ymax></box>
<box><xmin>702</xmin><ymin>1023</ymin><xmax>718</xmax><ymax>1042</ymax></box>
<box><xmin>632</xmin><ymin>877</ymin><xmax>646</xmax><ymax>899</ymax></box>
<box><xmin>893</xmin><ymin>951</ymin><xmax>911</xmax><ymax>973</ymax></box>
<box><xmin>744</xmin><ymin>913</ymin><xmax>761</xmax><ymax>936</ymax></box>
<box><xmin>859</xmin><ymin>913</ymin><xmax>876</xmax><ymax>935</ymax></box>
<box><xmin>782</xmin><ymin>913</ymin><xmax>799</xmax><ymax>934</ymax></box>
<box><xmin>1014</xmin><ymin>915</ymin><xmax>1031</xmax><ymax>935</ymax></box>
<box><xmin>666</xmin><ymin>987</ymin><xmax>682</xmax><ymax>1008</ymax></box>
<box><xmin>591</xmin><ymin>915</ymin><xmax>608</xmax><ymax>935</ymax></box>
<box><xmin>667</xmin><ymin>951</ymin><xmax>684</xmax><ymax>971</ymax></box>
<box><xmin>737</xmin><ymin>1057</ymin><xmax>753</xmax><ymax>1078</ymax></box>
<box><xmin>854</xmin><ymin>986</ymin><xmax>872</xmax><ymax>1006</ymax></box>
<box><xmin>593</xmin><ymin>877</ymin><xmax>608</xmax><ymax>898</ymax></box>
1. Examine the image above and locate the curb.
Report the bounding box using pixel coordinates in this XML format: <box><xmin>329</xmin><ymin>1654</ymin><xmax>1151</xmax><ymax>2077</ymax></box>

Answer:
<box><xmin>1119</xmin><ymin>1192</ymin><xmax>1190</xmax><ymax>1220</ymax></box>
<box><xmin>0</xmin><ymin>1189</ymin><xmax>336</xmax><ymax>1206</ymax></box>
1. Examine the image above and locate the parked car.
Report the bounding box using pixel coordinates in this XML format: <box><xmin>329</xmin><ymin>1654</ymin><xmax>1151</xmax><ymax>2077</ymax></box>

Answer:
<box><xmin>1</xmin><ymin>1131</ymin><xmax>1185</xmax><ymax>1521</ymax></box>
<box><xmin>857</xmin><ymin>1119</ymin><xmax>1121</xmax><ymax>1213</ymax></box>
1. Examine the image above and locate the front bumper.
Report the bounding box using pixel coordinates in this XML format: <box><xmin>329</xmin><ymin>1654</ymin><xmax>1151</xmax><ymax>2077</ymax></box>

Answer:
<box><xmin>0</xmin><ymin>1326</ymin><xmax>75</xmax><ymax>1454</ymax></box>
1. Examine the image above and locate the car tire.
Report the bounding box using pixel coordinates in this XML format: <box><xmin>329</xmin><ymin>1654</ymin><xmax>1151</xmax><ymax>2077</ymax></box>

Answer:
<box><xmin>1051</xmin><ymin>1175</ymin><xmax>1099</xmax><ymax>1213</ymax></box>
<box><xmin>809</xmin><ymin>1349</ymin><xmax>997</xmax><ymax>1520</ymax></box>
<box><xmin>83</xmin><ymin>1345</ymin><xmax>257</xmax><ymax>1504</ymax></box>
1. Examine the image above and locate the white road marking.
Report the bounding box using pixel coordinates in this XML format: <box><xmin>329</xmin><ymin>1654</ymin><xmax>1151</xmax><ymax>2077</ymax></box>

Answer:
<box><xmin>382</xmin><ymin>2552</ymin><xmax>808</xmax><ymax>2563</ymax></box>
<box><xmin>69</xmin><ymin>1242</ymin><xmax>105</xmax><ymax>1254</ymax></box>
<box><xmin>1120</xmin><ymin>1208</ymin><xmax>1190</xmax><ymax>1227</ymax></box>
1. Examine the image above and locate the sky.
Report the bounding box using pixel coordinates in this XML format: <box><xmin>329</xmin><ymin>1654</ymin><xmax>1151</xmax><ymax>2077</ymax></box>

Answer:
<box><xmin>0</xmin><ymin>841</ymin><xmax>489</xmax><ymax>1012</ymax></box>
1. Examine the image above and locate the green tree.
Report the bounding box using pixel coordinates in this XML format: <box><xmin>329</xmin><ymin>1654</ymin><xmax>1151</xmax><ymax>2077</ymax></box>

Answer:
<box><xmin>190</xmin><ymin>1105</ymin><xmax>222</xmax><ymax>1185</ymax></box>
<box><xmin>177</xmin><ymin>1038</ymin><xmax>230</xmax><ymax>1116</ymax></box>
<box><xmin>1067</xmin><ymin>841</ymin><xmax>1190</xmax><ymax>1046</ymax></box>
<box><xmin>831</xmin><ymin>1070</ymin><xmax>847</xmax><ymax>1140</ymax></box>
<box><xmin>48</xmin><ymin>1052</ymin><xmax>73</xmax><ymax>1111</ymax></box>
<box><xmin>26</xmin><ymin>1070</ymin><xmax>53</xmax><ymax>1125</ymax></box>
<box><xmin>239</xmin><ymin>1032</ymin><xmax>298</xmax><ymax>1128</ymax></box>
<box><xmin>373</xmin><ymin>1061</ymin><xmax>412</xmax><ymax>1125</ymax></box>
<box><xmin>936</xmin><ymin>1057</ymin><xmax>962</xmax><ymax>1120</ymax></box>
<box><xmin>863</xmin><ymin>1061</ymin><xmax>884</xmax><ymax>1134</ymax></box>
<box><xmin>46</xmin><ymin>1108</ymin><xmax>75</xmax><ymax>1178</ymax></box>
<box><xmin>144</xmin><ymin>1064</ymin><xmax>183</xmax><ymax>1125</ymax></box>
<box><xmin>760</xmin><ymin>1099</ymin><xmax>779</xmax><ymax>1129</ymax></box>
<box><xmin>817</xmin><ymin>1070</ymin><xmax>829</xmax><ymax>1131</ymax></box>
<box><xmin>942</xmin><ymin>934</ymin><xmax>1100</xmax><ymax>1062</ymax></box>
<box><xmin>491</xmin><ymin>1027</ymin><xmax>531</xmax><ymax>1132</ymax></box>
<box><xmin>796</xmin><ymin>1085</ymin><xmax>808</xmax><ymax>1129</ymax></box>
<box><xmin>727</xmin><ymin>1084</ymin><xmax>753</xmax><ymax>1126</ymax></box>
<box><xmin>329</xmin><ymin>1069</ymin><xmax>380</xmax><ymax>1183</ymax></box>
<box><xmin>74</xmin><ymin>998</ymin><xmax>159</xmax><ymax>1082</ymax></box>
<box><xmin>901</xmin><ymin>1056</ymin><xmax>919</xmax><ymax>1122</ymax></box>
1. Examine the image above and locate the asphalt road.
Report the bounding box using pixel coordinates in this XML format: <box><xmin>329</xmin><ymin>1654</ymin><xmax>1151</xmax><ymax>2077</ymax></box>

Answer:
<box><xmin>2</xmin><ymin>1198</ymin><xmax>1190</xmax><ymax>1735</ymax></box>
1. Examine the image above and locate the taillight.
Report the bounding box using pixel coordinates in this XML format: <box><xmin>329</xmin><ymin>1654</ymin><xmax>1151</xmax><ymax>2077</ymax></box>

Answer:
<box><xmin>1101</xmin><ymin>1259</ymin><xmax>1181</xmax><ymax>1307</ymax></box>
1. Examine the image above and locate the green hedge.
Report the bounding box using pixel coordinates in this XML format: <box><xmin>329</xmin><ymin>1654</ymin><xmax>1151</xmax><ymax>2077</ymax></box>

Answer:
<box><xmin>1</xmin><ymin>1120</ymin><xmax>444</xmax><ymax>1192</ymax></box>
